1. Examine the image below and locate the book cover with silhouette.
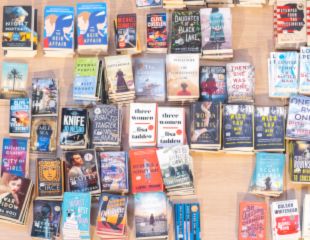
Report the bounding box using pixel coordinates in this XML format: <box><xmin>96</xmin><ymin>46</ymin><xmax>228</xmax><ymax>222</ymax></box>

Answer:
<box><xmin>9</xmin><ymin>98</ymin><xmax>31</xmax><ymax>138</ymax></box>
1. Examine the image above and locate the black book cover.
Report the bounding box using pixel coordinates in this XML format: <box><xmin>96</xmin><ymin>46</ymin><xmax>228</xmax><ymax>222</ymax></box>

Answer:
<box><xmin>289</xmin><ymin>141</ymin><xmax>310</xmax><ymax>183</ymax></box>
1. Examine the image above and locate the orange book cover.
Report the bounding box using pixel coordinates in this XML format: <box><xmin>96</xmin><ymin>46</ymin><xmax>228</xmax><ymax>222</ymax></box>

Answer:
<box><xmin>238</xmin><ymin>201</ymin><xmax>267</xmax><ymax>240</ymax></box>
<box><xmin>129</xmin><ymin>148</ymin><xmax>164</xmax><ymax>194</ymax></box>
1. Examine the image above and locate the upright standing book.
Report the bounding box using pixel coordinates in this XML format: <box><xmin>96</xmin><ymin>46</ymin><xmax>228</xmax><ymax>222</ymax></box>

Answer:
<box><xmin>146</xmin><ymin>13</ymin><xmax>168</xmax><ymax>53</ymax></box>
<box><xmin>9</xmin><ymin>98</ymin><xmax>31</xmax><ymax>138</ymax></box>
<box><xmin>77</xmin><ymin>2</ymin><xmax>108</xmax><ymax>55</ymax></box>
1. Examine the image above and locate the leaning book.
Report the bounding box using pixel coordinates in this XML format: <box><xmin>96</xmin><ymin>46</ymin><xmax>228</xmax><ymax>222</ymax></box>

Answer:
<box><xmin>9</xmin><ymin>98</ymin><xmax>31</xmax><ymax>138</ymax></box>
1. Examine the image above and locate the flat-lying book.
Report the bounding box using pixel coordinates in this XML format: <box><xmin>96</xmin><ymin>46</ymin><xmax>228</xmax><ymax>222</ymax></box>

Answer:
<box><xmin>146</xmin><ymin>13</ymin><xmax>168</xmax><ymax>53</ymax></box>
<box><xmin>206</xmin><ymin>0</ymin><xmax>234</xmax><ymax>7</ymax></box>
<box><xmin>9</xmin><ymin>98</ymin><xmax>31</xmax><ymax>138</ymax></box>
<box><xmin>303</xmin><ymin>194</ymin><xmax>310</xmax><ymax>240</ymax></box>
<box><xmin>236</xmin><ymin>0</ymin><xmax>267</xmax><ymax>7</ymax></box>
<box><xmin>163</xmin><ymin>0</ymin><xmax>186</xmax><ymax>9</ymax></box>
<box><xmin>299</xmin><ymin>47</ymin><xmax>310</xmax><ymax>95</ymax></box>
<box><xmin>136</xmin><ymin>0</ymin><xmax>163</xmax><ymax>8</ymax></box>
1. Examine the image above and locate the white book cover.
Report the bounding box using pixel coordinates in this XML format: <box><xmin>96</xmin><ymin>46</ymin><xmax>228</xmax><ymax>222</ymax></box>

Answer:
<box><xmin>271</xmin><ymin>199</ymin><xmax>301</xmax><ymax>240</ymax></box>
<box><xmin>303</xmin><ymin>194</ymin><xmax>310</xmax><ymax>239</ymax></box>
<box><xmin>157</xmin><ymin>107</ymin><xmax>185</xmax><ymax>148</ymax></box>
<box><xmin>129</xmin><ymin>103</ymin><xmax>157</xmax><ymax>147</ymax></box>
<box><xmin>299</xmin><ymin>47</ymin><xmax>310</xmax><ymax>94</ymax></box>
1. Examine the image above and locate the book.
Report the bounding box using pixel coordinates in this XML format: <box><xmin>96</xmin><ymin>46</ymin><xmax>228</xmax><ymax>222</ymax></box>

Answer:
<box><xmin>64</xmin><ymin>149</ymin><xmax>100</xmax><ymax>195</ymax></box>
<box><xmin>271</xmin><ymin>200</ymin><xmax>301</xmax><ymax>240</ymax></box>
<box><xmin>190</xmin><ymin>102</ymin><xmax>222</xmax><ymax>150</ymax></box>
<box><xmin>2</xmin><ymin>6</ymin><xmax>38</xmax><ymax>57</ymax></box>
<box><xmin>299</xmin><ymin>47</ymin><xmax>310</xmax><ymax>95</ymax></box>
<box><xmin>0</xmin><ymin>172</ymin><xmax>33</xmax><ymax>224</ymax></box>
<box><xmin>129</xmin><ymin>148</ymin><xmax>164</xmax><ymax>194</ymax></box>
<box><xmin>268</xmin><ymin>52</ymin><xmax>299</xmax><ymax>98</ymax></box>
<box><xmin>31</xmin><ymin>77</ymin><xmax>58</xmax><ymax>117</ymax></box>
<box><xmin>303</xmin><ymin>194</ymin><xmax>310</xmax><ymax>239</ymax></box>
<box><xmin>36</xmin><ymin>158</ymin><xmax>64</xmax><ymax>199</ymax></box>
<box><xmin>184</xmin><ymin>0</ymin><xmax>205</xmax><ymax>5</ymax></box>
<box><xmin>166</xmin><ymin>54</ymin><xmax>200</xmax><ymax>103</ymax></box>
<box><xmin>91</xmin><ymin>104</ymin><xmax>122</xmax><ymax>149</ymax></box>
<box><xmin>73</xmin><ymin>57</ymin><xmax>103</xmax><ymax>102</ymax></box>
<box><xmin>129</xmin><ymin>103</ymin><xmax>157</xmax><ymax>148</ymax></box>
<box><xmin>136</xmin><ymin>0</ymin><xmax>163</xmax><ymax>7</ymax></box>
<box><xmin>254</xmin><ymin>106</ymin><xmax>286</xmax><ymax>152</ymax></box>
<box><xmin>146</xmin><ymin>13</ymin><xmax>167</xmax><ymax>53</ymax></box>
<box><xmin>134</xmin><ymin>55</ymin><xmax>166</xmax><ymax>102</ymax></box>
<box><xmin>0</xmin><ymin>62</ymin><xmax>28</xmax><ymax>99</ymax></box>
<box><xmin>200</xmin><ymin>8</ymin><xmax>233</xmax><ymax>59</ymax></box>
<box><xmin>226</xmin><ymin>62</ymin><xmax>255</xmax><ymax>103</ymax></box>
<box><xmin>288</xmin><ymin>140</ymin><xmax>310</xmax><ymax>183</ymax></box>
<box><xmin>286</xmin><ymin>94</ymin><xmax>310</xmax><ymax>141</ymax></box>
<box><xmin>274</xmin><ymin>0</ymin><xmax>307</xmax><ymax>50</ymax></box>
<box><xmin>30</xmin><ymin>117</ymin><xmax>58</xmax><ymax>155</ymax></box>
<box><xmin>199</xmin><ymin>66</ymin><xmax>227</xmax><ymax>103</ymax></box>
<box><xmin>96</xmin><ymin>193</ymin><xmax>128</xmax><ymax>238</ymax></box>
<box><xmin>223</xmin><ymin>104</ymin><xmax>254</xmax><ymax>152</ymax></box>
<box><xmin>77</xmin><ymin>2</ymin><xmax>108</xmax><ymax>55</ymax></box>
<box><xmin>1</xmin><ymin>138</ymin><xmax>29</xmax><ymax>178</ymax></box>
<box><xmin>43</xmin><ymin>6</ymin><xmax>75</xmax><ymax>57</ymax></box>
<box><xmin>134</xmin><ymin>192</ymin><xmax>168</xmax><ymax>239</ymax></box>
<box><xmin>9</xmin><ymin>98</ymin><xmax>31</xmax><ymax>138</ymax></box>
<box><xmin>98</xmin><ymin>151</ymin><xmax>129</xmax><ymax>193</ymax></box>
<box><xmin>170</xmin><ymin>10</ymin><xmax>201</xmax><ymax>54</ymax></box>
<box><xmin>163</xmin><ymin>0</ymin><xmax>186</xmax><ymax>9</ymax></box>
<box><xmin>104</xmin><ymin>55</ymin><xmax>136</xmax><ymax>103</ymax></box>
<box><xmin>30</xmin><ymin>200</ymin><xmax>62</xmax><ymax>239</ymax></box>
<box><xmin>249</xmin><ymin>152</ymin><xmax>285</xmax><ymax>197</ymax></box>
<box><xmin>157</xmin><ymin>106</ymin><xmax>186</xmax><ymax>148</ymax></box>
<box><xmin>238</xmin><ymin>201</ymin><xmax>267</xmax><ymax>240</ymax></box>
<box><xmin>59</xmin><ymin>108</ymin><xmax>89</xmax><ymax>150</ymax></box>
<box><xmin>62</xmin><ymin>192</ymin><xmax>91</xmax><ymax>240</ymax></box>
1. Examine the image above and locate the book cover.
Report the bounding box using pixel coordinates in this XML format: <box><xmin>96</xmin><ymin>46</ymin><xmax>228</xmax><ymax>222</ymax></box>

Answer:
<box><xmin>0</xmin><ymin>172</ymin><xmax>33</xmax><ymax>222</ymax></box>
<box><xmin>2</xmin><ymin>6</ymin><xmax>33</xmax><ymax>48</ymax></box>
<box><xmin>146</xmin><ymin>13</ymin><xmax>167</xmax><ymax>50</ymax></box>
<box><xmin>299</xmin><ymin>47</ymin><xmax>310</xmax><ymax>94</ymax></box>
<box><xmin>91</xmin><ymin>104</ymin><xmax>121</xmax><ymax>145</ymax></box>
<box><xmin>199</xmin><ymin>66</ymin><xmax>227</xmax><ymax>102</ymax></box>
<box><xmin>116</xmin><ymin>14</ymin><xmax>137</xmax><ymax>50</ymax></box>
<box><xmin>129</xmin><ymin>103</ymin><xmax>157</xmax><ymax>147</ymax></box>
<box><xmin>226</xmin><ymin>63</ymin><xmax>255</xmax><ymax>103</ymax></box>
<box><xmin>287</xmin><ymin>94</ymin><xmax>310</xmax><ymax>140</ymax></box>
<box><xmin>64</xmin><ymin>149</ymin><xmax>100</xmax><ymax>194</ymax></box>
<box><xmin>59</xmin><ymin>108</ymin><xmax>88</xmax><ymax>149</ymax></box>
<box><xmin>73</xmin><ymin>58</ymin><xmax>100</xmax><ymax>100</ymax></box>
<box><xmin>43</xmin><ymin>6</ymin><xmax>74</xmax><ymax>50</ymax></box>
<box><xmin>31</xmin><ymin>200</ymin><xmax>62</xmax><ymax>239</ymax></box>
<box><xmin>98</xmin><ymin>151</ymin><xmax>128</xmax><ymax>192</ymax></box>
<box><xmin>129</xmin><ymin>148</ymin><xmax>164</xmax><ymax>193</ymax></box>
<box><xmin>190</xmin><ymin>203</ymin><xmax>201</xmax><ymax>240</ymax></box>
<box><xmin>190</xmin><ymin>102</ymin><xmax>221</xmax><ymax>148</ymax></box>
<box><xmin>96</xmin><ymin>193</ymin><xmax>128</xmax><ymax>235</ymax></box>
<box><xmin>254</xmin><ymin>106</ymin><xmax>286</xmax><ymax>151</ymax></box>
<box><xmin>1</xmin><ymin>138</ymin><xmax>28</xmax><ymax>177</ymax></box>
<box><xmin>134</xmin><ymin>192</ymin><xmax>168</xmax><ymax>239</ymax></box>
<box><xmin>239</xmin><ymin>201</ymin><xmax>267</xmax><ymax>240</ymax></box>
<box><xmin>77</xmin><ymin>2</ymin><xmax>108</xmax><ymax>47</ymax></box>
<box><xmin>37</xmin><ymin>158</ymin><xmax>63</xmax><ymax>198</ymax></box>
<box><xmin>62</xmin><ymin>192</ymin><xmax>91</xmax><ymax>240</ymax></box>
<box><xmin>157</xmin><ymin>107</ymin><xmax>186</xmax><ymax>148</ymax></box>
<box><xmin>250</xmin><ymin>152</ymin><xmax>285</xmax><ymax>195</ymax></box>
<box><xmin>134</xmin><ymin>56</ymin><xmax>166</xmax><ymax>101</ymax></box>
<box><xmin>166</xmin><ymin>54</ymin><xmax>200</xmax><ymax>100</ymax></box>
<box><xmin>171</xmin><ymin>10</ymin><xmax>201</xmax><ymax>54</ymax></box>
<box><xmin>223</xmin><ymin>104</ymin><xmax>254</xmax><ymax>150</ymax></box>
<box><xmin>31</xmin><ymin>117</ymin><xmax>57</xmax><ymax>154</ymax></box>
<box><xmin>137</xmin><ymin>0</ymin><xmax>163</xmax><ymax>7</ymax></box>
<box><xmin>174</xmin><ymin>204</ymin><xmax>185</xmax><ymax>240</ymax></box>
<box><xmin>303</xmin><ymin>195</ymin><xmax>310</xmax><ymax>239</ymax></box>
<box><xmin>200</xmin><ymin>8</ymin><xmax>232</xmax><ymax>55</ymax></box>
<box><xmin>9</xmin><ymin>98</ymin><xmax>31</xmax><ymax>136</ymax></box>
<box><xmin>289</xmin><ymin>141</ymin><xmax>310</xmax><ymax>183</ymax></box>
<box><xmin>32</xmin><ymin>77</ymin><xmax>58</xmax><ymax>116</ymax></box>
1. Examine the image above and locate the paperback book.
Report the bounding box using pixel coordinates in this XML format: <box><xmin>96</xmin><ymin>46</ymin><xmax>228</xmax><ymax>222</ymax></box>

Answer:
<box><xmin>299</xmin><ymin>47</ymin><xmax>310</xmax><ymax>95</ymax></box>
<box><xmin>98</xmin><ymin>151</ymin><xmax>129</xmax><ymax>193</ymax></box>
<box><xmin>36</xmin><ymin>158</ymin><xmax>63</xmax><ymax>199</ymax></box>
<box><xmin>199</xmin><ymin>66</ymin><xmax>227</xmax><ymax>103</ymax></box>
<box><xmin>136</xmin><ymin>0</ymin><xmax>163</xmax><ymax>7</ymax></box>
<box><xmin>30</xmin><ymin>200</ymin><xmax>62</xmax><ymax>239</ymax></box>
<box><xmin>1</xmin><ymin>138</ymin><xmax>29</xmax><ymax>178</ymax></box>
<box><xmin>9</xmin><ymin>97</ymin><xmax>31</xmax><ymax>138</ymax></box>
<box><xmin>146</xmin><ymin>13</ymin><xmax>168</xmax><ymax>53</ymax></box>
<box><xmin>163</xmin><ymin>0</ymin><xmax>186</xmax><ymax>9</ymax></box>
<box><xmin>303</xmin><ymin>194</ymin><xmax>310</xmax><ymax>240</ymax></box>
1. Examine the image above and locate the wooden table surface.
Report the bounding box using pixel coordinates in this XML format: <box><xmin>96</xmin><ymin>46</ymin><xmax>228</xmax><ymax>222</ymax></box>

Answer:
<box><xmin>0</xmin><ymin>0</ymin><xmax>305</xmax><ymax>239</ymax></box>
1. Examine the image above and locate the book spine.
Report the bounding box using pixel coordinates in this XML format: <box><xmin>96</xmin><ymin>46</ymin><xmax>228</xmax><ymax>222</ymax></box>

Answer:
<box><xmin>185</xmin><ymin>204</ymin><xmax>191</xmax><ymax>240</ymax></box>
<box><xmin>175</xmin><ymin>204</ymin><xmax>185</xmax><ymax>240</ymax></box>
<box><xmin>190</xmin><ymin>203</ymin><xmax>200</xmax><ymax>240</ymax></box>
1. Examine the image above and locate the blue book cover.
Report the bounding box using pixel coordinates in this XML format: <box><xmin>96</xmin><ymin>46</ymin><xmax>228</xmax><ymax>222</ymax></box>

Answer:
<box><xmin>43</xmin><ymin>6</ymin><xmax>74</xmax><ymax>50</ymax></box>
<box><xmin>1</xmin><ymin>62</ymin><xmax>28</xmax><ymax>92</ymax></box>
<box><xmin>9</xmin><ymin>98</ymin><xmax>31</xmax><ymax>135</ymax></box>
<box><xmin>185</xmin><ymin>204</ymin><xmax>191</xmax><ymax>240</ymax></box>
<box><xmin>250</xmin><ymin>152</ymin><xmax>285</xmax><ymax>194</ymax></box>
<box><xmin>287</xmin><ymin>94</ymin><xmax>310</xmax><ymax>141</ymax></box>
<box><xmin>62</xmin><ymin>192</ymin><xmax>91</xmax><ymax>240</ymax></box>
<box><xmin>136</xmin><ymin>0</ymin><xmax>163</xmax><ymax>7</ymax></box>
<box><xmin>175</xmin><ymin>204</ymin><xmax>185</xmax><ymax>240</ymax></box>
<box><xmin>77</xmin><ymin>3</ymin><xmax>108</xmax><ymax>47</ymax></box>
<box><xmin>190</xmin><ymin>203</ymin><xmax>201</xmax><ymax>240</ymax></box>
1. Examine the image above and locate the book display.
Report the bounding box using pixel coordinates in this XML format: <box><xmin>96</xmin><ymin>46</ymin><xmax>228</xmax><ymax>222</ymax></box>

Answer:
<box><xmin>2</xmin><ymin>1</ymin><xmax>310</xmax><ymax>240</ymax></box>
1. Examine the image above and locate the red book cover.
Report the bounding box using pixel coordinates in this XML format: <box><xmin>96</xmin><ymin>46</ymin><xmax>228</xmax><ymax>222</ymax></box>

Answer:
<box><xmin>238</xmin><ymin>202</ymin><xmax>267</xmax><ymax>240</ymax></box>
<box><xmin>129</xmin><ymin>148</ymin><xmax>164</xmax><ymax>194</ymax></box>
